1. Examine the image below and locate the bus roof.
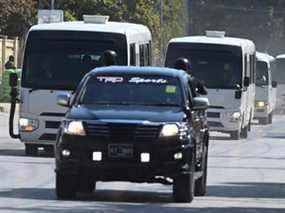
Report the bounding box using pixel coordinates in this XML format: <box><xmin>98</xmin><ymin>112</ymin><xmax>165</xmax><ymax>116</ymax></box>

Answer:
<box><xmin>276</xmin><ymin>54</ymin><xmax>285</xmax><ymax>59</ymax></box>
<box><xmin>256</xmin><ymin>52</ymin><xmax>275</xmax><ymax>63</ymax></box>
<box><xmin>169</xmin><ymin>36</ymin><xmax>255</xmax><ymax>52</ymax></box>
<box><xmin>30</xmin><ymin>21</ymin><xmax>151</xmax><ymax>40</ymax></box>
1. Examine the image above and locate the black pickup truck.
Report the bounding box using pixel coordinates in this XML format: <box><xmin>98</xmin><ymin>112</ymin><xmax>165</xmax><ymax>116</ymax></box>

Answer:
<box><xmin>55</xmin><ymin>66</ymin><xmax>209</xmax><ymax>203</ymax></box>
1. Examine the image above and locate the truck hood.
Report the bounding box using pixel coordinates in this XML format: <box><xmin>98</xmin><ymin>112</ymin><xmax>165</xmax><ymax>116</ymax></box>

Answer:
<box><xmin>66</xmin><ymin>105</ymin><xmax>186</xmax><ymax>123</ymax></box>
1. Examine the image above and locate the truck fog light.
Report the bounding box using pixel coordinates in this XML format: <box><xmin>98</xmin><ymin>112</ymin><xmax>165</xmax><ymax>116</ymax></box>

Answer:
<box><xmin>174</xmin><ymin>152</ymin><xmax>183</xmax><ymax>160</ymax></box>
<box><xmin>140</xmin><ymin>153</ymin><xmax>150</xmax><ymax>162</ymax></box>
<box><xmin>93</xmin><ymin>152</ymin><xmax>102</xmax><ymax>161</ymax></box>
<box><xmin>62</xmin><ymin>149</ymin><xmax>71</xmax><ymax>157</ymax></box>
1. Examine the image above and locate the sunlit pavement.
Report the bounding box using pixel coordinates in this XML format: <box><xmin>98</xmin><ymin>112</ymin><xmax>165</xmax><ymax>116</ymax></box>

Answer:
<box><xmin>0</xmin><ymin>112</ymin><xmax>284</xmax><ymax>212</ymax></box>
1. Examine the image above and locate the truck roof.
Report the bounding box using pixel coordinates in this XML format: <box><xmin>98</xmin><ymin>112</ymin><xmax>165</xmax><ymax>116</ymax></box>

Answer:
<box><xmin>89</xmin><ymin>66</ymin><xmax>188</xmax><ymax>78</ymax></box>
<box><xmin>30</xmin><ymin>21</ymin><xmax>151</xmax><ymax>40</ymax></box>
<box><xmin>169</xmin><ymin>35</ymin><xmax>255</xmax><ymax>52</ymax></box>
<box><xmin>276</xmin><ymin>54</ymin><xmax>285</xmax><ymax>59</ymax></box>
<box><xmin>256</xmin><ymin>52</ymin><xmax>275</xmax><ymax>63</ymax></box>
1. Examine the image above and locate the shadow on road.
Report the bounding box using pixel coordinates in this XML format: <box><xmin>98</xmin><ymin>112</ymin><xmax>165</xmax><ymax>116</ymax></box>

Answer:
<box><xmin>208</xmin><ymin>182</ymin><xmax>285</xmax><ymax>199</ymax></box>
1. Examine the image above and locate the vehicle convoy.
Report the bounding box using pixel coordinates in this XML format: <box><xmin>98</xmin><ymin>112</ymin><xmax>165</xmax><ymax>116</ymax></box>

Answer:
<box><xmin>165</xmin><ymin>31</ymin><xmax>256</xmax><ymax>140</ymax></box>
<box><xmin>273</xmin><ymin>54</ymin><xmax>285</xmax><ymax>113</ymax></box>
<box><xmin>55</xmin><ymin>66</ymin><xmax>210</xmax><ymax>203</ymax></box>
<box><xmin>254</xmin><ymin>52</ymin><xmax>277</xmax><ymax>124</ymax></box>
<box><xmin>8</xmin><ymin>15</ymin><xmax>152</xmax><ymax>155</ymax></box>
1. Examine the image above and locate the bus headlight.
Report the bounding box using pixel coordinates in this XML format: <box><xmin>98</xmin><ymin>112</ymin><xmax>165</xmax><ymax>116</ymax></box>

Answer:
<box><xmin>160</xmin><ymin>124</ymin><xmax>179</xmax><ymax>137</ymax></box>
<box><xmin>64</xmin><ymin>121</ymin><xmax>86</xmax><ymax>136</ymax></box>
<box><xmin>19</xmin><ymin>118</ymin><xmax>39</xmax><ymax>132</ymax></box>
<box><xmin>256</xmin><ymin>101</ymin><xmax>266</xmax><ymax>108</ymax></box>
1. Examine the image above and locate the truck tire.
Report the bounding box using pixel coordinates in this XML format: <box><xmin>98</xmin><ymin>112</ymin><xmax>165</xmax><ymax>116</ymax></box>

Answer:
<box><xmin>25</xmin><ymin>144</ymin><xmax>38</xmax><ymax>156</ymax></box>
<box><xmin>195</xmin><ymin>146</ymin><xmax>208</xmax><ymax>196</ymax></box>
<box><xmin>230</xmin><ymin>130</ymin><xmax>240</xmax><ymax>140</ymax></box>
<box><xmin>173</xmin><ymin>172</ymin><xmax>195</xmax><ymax>203</ymax></box>
<box><xmin>56</xmin><ymin>173</ymin><xmax>77</xmax><ymax>200</ymax></box>
<box><xmin>240</xmin><ymin>125</ymin><xmax>248</xmax><ymax>138</ymax></box>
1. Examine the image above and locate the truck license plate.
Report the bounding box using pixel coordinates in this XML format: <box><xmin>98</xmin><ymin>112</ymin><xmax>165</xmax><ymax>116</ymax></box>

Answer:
<box><xmin>108</xmin><ymin>144</ymin><xmax>133</xmax><ymax>158</ymax></box>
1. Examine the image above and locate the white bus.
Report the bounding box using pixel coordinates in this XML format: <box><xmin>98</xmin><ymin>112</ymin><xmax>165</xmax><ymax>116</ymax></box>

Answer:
<box><xmin>165</xmin><ymin>31</ymin><xmax>256</xmax><ymax>140</ymax></box>
<box><xmin>254</xmin><ymin>52</ymin><xmax>277</xmax><ymax>124</ymax></box>
<box><xmin>10</xmin><ymin>15</ymin><xmax>152</xmax><ymax>155</ymax></box>
<box><xmin>273</xmin><ymin>54</ymin><xmax>285</xmax><ymax>113</ymax></box>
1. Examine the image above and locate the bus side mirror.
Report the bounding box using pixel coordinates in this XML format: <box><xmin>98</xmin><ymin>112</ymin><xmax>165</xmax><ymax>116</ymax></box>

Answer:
<box><xmin>235</xmin><ymin>90</ymin><xmax>242</xmax><ymax>99</ymax></box>
<box><xmin>9</xmin><ymin>73</ymin><xmax>18</xmax><ymax>87</ymax></box>
<box><xmin>244</xmin><ymin>77</ymin><xmax>250</xmax><ymax>87</ymax></box>
<box><xmin>57</xmin><ymin>94</ymin><xmax>70</xmax><ymax>107</ymax></box>
<box><xmin>192</xmin><ymin>97</ymin><xmax>209</xmax><ymax>111</ymax></box>
<box><xmin>272</xmin><ymin>81</ymin><xmax>277</xmax><ymax>88</ymax></box>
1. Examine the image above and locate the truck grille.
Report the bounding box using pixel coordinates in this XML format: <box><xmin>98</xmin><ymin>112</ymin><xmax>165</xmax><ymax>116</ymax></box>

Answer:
<box><xmin>84</xmin><ymin>123</ymin><xmax>161</xmax><ymax>142</ymax></box>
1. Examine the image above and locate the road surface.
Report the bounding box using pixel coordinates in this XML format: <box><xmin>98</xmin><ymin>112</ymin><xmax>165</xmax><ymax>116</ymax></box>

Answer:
<box><xmin>0</xmin><ymin>112</ymin><xmax>284</xmax><ymax>212</ymax></box>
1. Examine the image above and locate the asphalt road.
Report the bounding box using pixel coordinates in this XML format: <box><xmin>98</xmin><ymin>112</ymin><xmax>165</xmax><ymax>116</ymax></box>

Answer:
<box><xmin>0</xmin><ymin>112</ymin><xmax>284</xmax><ymax>213</ymax></box>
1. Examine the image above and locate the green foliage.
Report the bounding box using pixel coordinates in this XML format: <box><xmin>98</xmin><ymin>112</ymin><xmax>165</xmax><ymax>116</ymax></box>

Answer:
<box><xmin>0</xmin><ymin>69</ymin><xmax>20</xmax><ymax>103</ymax></box>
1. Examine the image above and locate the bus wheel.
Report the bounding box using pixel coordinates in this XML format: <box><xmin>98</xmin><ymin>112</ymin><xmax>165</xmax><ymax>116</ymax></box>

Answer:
<box><xmin>25</xmin><ymin>144</ymin><xmax>38</xmax><ymax>156</ymax></box>
<box><xmin>230</xmin><ymin>130</ymin><xmax>240</xmax><ymax>140</ymax></box>
<box><xmin>240</xmin><ymin>125</ymin><xmax>248</xmax><ymax>138</ymax></box>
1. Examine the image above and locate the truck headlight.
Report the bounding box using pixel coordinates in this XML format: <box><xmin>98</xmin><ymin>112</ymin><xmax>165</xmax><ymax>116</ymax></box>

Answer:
<box><xmin>19</xmin><ymin>118</ymin><xmax>39</xmax><ymax>132</ymax></box>
<box><xmin>160</xmin><ymin>124</ymin><xmax>179</xmax><ymax>137</ymax></box>
<box><xmin>64</xmin><ymin>121</ymin><xmax>86</xmax><ymax>136</ymax></box>
<box><xmin>256</xmin><ymin>101</ymin><xmax>266</xmax><ymax>108</ymax></box>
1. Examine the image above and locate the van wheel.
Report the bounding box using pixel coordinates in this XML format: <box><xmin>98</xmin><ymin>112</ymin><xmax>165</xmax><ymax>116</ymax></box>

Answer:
<box><xmin>230</xmin><ymin>130</ymin><xmax>240</xmax><ymax>140</ymax></box>
<box><xmin>25</xmin><ymin>144</ymin><xmax>38</xmax><ymax>156</ymax></box>
<box><xmin>195</xmin><ymin>146</ymin><xmax>208</xmax><ymax>196</ymax></box>
<box><xmin>240</xmin><ymin>125</ymin><xmax>248</xmax><ymax>138</ymax></box>
<box><xmin>269</xmin><ymin>113</ymin><xmax>273</xmax><ymax>124</ymax></box>
<box><xmin>56</xmin><ymin>173</ymin><xmax>77</xmax><ymax>200</ymax></box>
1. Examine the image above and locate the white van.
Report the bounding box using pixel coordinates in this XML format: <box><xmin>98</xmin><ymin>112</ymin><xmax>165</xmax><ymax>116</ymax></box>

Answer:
<box><xmin>165</xmin><ymin>31</ymin><xmax>256</xmax><ymax>140</ymax></box>
<box><xmin>273</xmin><ymin>54</ymin><xmax>285</xmax><ymax>113</ymax></box>
<box><xmin>12</xmin><ymin>15</ymin><xmax>152</xmax><ymax>155</ymax></box>
<box><xmin>254</xmin><ymin>52</ymin><xmax>277</xmax><ymax>124</ymax></box>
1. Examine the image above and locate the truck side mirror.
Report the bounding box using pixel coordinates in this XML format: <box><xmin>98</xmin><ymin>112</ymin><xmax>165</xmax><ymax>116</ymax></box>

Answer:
<box><xmin>57</xmin><ymin>94</ymin><xmax>71</xmax><ymax>107</ymax></box>
<box><xmin>244</xmin><ymin>77</ymin><xmax>250</xmax><ymax>87</ymax></box>
<box><xmin>9</xmin><ymin>73</ymin><xmax>18</xmax><ymax>87</ymax></box>
<box><xmin>192</xmin><ymin>97</ymin><xmax>209</xmax><ymax>111</ymax></box>
<box><xmin>272</xmin><ymin>81</ymin><xmax>277</xmax><ymax>88</ymax></box>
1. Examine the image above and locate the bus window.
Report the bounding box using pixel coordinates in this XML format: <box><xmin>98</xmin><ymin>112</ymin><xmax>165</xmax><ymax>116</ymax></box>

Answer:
<box><xmin>139</xmin><ymin>44</ymin><xmax>145</xmax><ymax>66</ymax></box>
<box><xmin>130</xmin><ymin>43</ymin><xmax>136</xmax><ymax>66</ymax></box>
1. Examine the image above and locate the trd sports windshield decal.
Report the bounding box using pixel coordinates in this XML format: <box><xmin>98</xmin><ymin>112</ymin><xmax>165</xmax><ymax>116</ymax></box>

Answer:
<box><xmin>96</xmin><ymin>76</ymin><xmax>168</xmax><ymax>84</ymax></box>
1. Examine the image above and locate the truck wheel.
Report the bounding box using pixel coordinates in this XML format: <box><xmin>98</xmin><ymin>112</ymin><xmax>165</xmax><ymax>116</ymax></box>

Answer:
<box><xmin>240</xmin><ymin>125</ymin><xmax>248</xmax><ymax>139</ymax></box>
<box><xmin>56</xmin><ymin>173</ymin><xmax>77</xmax><ymax>200</ymax></box>
<box><xmin>25</xmin><ymin>144</ymin><xmax>38</xmax><ymax>156</ymax></box>
<box><xmin>230</xmin><ymin>130</ymin><xmax>240</xmax><ymax>140</ymax></box>
<box><xmin>195</xmin><ymin>146</ymin><xmax>208</xmax><ymax>196</ymax></box>
<box><xmin>78</xmin><ymin>177</ymin><xmax>96</xmax><ymax>194</ymax></box>
<box><xmin>173</xmin><ymin>172</ymin><xmax>195</xmax><ymax>203</ymax></box>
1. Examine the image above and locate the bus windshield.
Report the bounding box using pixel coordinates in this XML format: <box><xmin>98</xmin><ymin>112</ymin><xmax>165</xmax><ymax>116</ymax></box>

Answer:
<box><xmin>273</xmin><ymin>59</ymin><xmax>285</xmax><ymax>84</ymax></box>
<box><xmin>166</xmin><ymin>47</ymin><xmax>242</xmax><ymax>89</ymax></box>
<box><xmin>22</xmin><ymin>31</ymin><xmax>127</xmax><ymax>90</ymax></box>
<box><xmin>256</xmin><ymin>61</ymin><xmax>269</xmax><ymax>86</ymax></box>
<box><xmin>79</xmin><ymin>75</ymin><xmax>183</xmax><ymax>107</ymax></box>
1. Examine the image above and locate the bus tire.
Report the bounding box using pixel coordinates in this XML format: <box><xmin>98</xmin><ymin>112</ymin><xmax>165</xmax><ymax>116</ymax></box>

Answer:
<box><xmin>25</xmin><ymin>144</ymin><xmax>38</xmax><ymax>156</ymax></box>
<box><xmin>240</xmin><ymin>125</ymin><xmax>248</xmax><ymax>138</ymax></box>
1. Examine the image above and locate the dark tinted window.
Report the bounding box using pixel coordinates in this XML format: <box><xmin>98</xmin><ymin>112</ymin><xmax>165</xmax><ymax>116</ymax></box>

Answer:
<box><xmin>256</xmin><ymin>61</ymin><xmax>269</xmax><ymax>86</ymax></box>
<box><xmin>130</xmin><ymin>43</ymin><xmax>136</xmax><ymax>66</ymax></box>
<box><xmin>22</xmin><ymin>31</ymin><xmax>127</xmax><ymax>90</ymax></box>
<box><xmin>166</xmin><ymin>46</ymin><xmax>242</xmax><ymax>89</ymax></box>
<box><xmin>79</xmin><ymin>74</ymin><xmax>183</xmax><ymax>107</ymax></box>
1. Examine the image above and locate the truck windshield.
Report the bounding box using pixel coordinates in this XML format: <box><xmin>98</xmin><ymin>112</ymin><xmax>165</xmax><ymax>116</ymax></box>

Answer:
<box><xmin>166</xmin><ymin>46</ymin><xmax>242</xmax><ymax>89</ymax></box>
<box><xmin>79</xmin><ymin>75</ymin><xmax>183</xmax><ymax>107</ymax></box>
<box><xmin>273</xmin><ymin>59</ymin><xmax>285</xmax><ymax>84</ymax></box>
<box><xmin>22</xmin><ymin>31</ymin><xmax>127</xmax><ymax>90</ymax></box>
<box><xmin>256</xmin><ymin>61</ymin><xmax>269</xmax><ymax>86</ymax></box>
